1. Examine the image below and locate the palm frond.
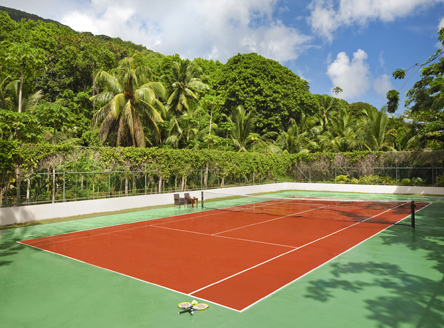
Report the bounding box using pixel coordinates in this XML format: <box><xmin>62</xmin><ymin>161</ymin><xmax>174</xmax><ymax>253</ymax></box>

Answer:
<box><xmin>139</xmin><ymin>82</ymin><xmax>166</xmax><ymax>100</ymax></box>
<box><xmin>94</xmin><ymin>70</ymin><xmax>123</xmax><ymax>94</ymax></box>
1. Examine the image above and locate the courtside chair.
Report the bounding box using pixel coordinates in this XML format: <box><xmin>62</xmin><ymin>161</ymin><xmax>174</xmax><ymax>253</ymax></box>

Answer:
<box><xmin>184</xmin><ymin>193</ymin><xmax>191</xmax><ymax>207</ymax></box>
<box><xmin>174</xmin><ymin>193</ymin><xmax>186</xmax><ymax>208</ymax></box>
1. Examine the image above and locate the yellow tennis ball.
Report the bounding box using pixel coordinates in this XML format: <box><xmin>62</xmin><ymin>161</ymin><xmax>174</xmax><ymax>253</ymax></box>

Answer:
<box><xmin>191</xmin><ymin>300</ymin><xmax>198</xmax><ymax>305</ymax></box>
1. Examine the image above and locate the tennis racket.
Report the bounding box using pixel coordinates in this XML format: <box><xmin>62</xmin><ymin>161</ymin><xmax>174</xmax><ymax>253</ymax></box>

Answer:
<box><xmin>178</xmin><ymin>301</ymin><xmax>209</xmax><ymax>315</ymax></box>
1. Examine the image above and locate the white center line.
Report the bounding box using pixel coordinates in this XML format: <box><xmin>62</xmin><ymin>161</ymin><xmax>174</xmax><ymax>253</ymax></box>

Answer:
<box><xmin>188</xmin><ymin>202</ymin><xmax>408</xmax><ymax>295</ymax></box>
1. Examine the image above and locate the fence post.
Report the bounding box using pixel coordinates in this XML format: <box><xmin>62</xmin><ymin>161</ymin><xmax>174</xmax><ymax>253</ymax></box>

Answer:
<box><xmin>63</xmin><ymin>169</ymin><xmax>66</xmax><ymax>202</ymax></box>
<box><xmin>108</xmin><ymin>172</ymin><xmax>111</xmax><ymax>198</ymax></box>
<box><xmin>334</xmin><ymin>167</ymin><xmax>336</xmax><ymax>184</ymax></box>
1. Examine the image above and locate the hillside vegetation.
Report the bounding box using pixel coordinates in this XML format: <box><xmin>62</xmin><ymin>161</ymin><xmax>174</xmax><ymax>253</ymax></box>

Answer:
<box><xmin>0</xmin><ymin>8</ymin><xmax>442</xmax><ymax>153</ymax></box>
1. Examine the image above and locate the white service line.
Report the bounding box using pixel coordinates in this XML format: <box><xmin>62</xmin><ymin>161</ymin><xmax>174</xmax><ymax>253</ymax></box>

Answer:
<box><xmin>212</xmin><ymin>205</ymin><xmax>329</xmax><ymax>235</ymax></box>
<box><xmin>151</xmin><ymin>224</ymin><xmax>296</xmax><ymax>249</ymax></box>
<box><xmin>22</xmin><ymin>209</ymin><xmax>224</xmax><ymax>247</ymax></box>
<box><xmin>239</xmin><ymin>201</ymin><xmax>432</xmax><ymax>312</ymax></box>
<box><xmin>188</xmin><ymin>201</ymin><xmax>409</xmax><ymax>296</ymax></box>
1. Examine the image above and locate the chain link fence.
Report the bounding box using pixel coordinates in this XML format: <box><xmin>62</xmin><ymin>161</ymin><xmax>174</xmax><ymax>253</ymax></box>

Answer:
<box><xmin>2</xmin><ymin>151</ymin><xmax>444</xmax><ymax>207</ymax></box>
<box><xmin>1</xmin><ymin>169</ymin><xmax>285</xmax><ymax>207</ymax></box>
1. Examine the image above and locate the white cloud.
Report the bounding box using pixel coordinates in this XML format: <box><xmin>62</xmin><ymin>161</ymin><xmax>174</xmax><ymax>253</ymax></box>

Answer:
<box><xmin>378</xmin><ymin>51</ymin><xmax>385</xmax><ymax>68</ymax></box>
<box><xmin>326</xmin><ymin>49</ymin><xmax>371</xmax><ymax>100</ymax></box>
<box><xmin>440</xmin><ymin>17</ymin><xmax>444</xmax><ymax>28</ymax></box>
<box><xmin>374</xmin><ymin>74</ymin><xmax>393</xmax><ymax>97</ymax></box>
<box><xmin>56</xmin><ymin>0</ymin><xmax>312</xmax><ymax>62</ymax></box>
<box><xmin>308</xmin><ymin>0</ymin><xmax>444</xmax><ymax>41</ymax></box>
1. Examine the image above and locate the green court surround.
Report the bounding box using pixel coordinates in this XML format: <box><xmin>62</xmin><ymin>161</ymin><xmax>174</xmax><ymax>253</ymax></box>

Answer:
<box><xmin>1</xmin><ymin>191</ymin><xmax>443</xmax><ymax>328</ymax></box>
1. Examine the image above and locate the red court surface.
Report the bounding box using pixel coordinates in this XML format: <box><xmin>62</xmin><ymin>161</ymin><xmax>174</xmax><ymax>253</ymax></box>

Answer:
<box><xmin>20</xmin><ymin>201</ymin><xmax>429</xmax><ymax>311</ymax></box>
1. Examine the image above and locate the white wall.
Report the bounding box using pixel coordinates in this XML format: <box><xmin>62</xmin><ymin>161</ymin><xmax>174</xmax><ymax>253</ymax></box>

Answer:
<box><xmin>1</xmin><ymin>182</ymin><xmax>442</xmax><ymax>226</ymax></box>
<box><xmin>286</xmin><ymin>183</ymin><xmax>444</xmax><ymax>196</ymax></box>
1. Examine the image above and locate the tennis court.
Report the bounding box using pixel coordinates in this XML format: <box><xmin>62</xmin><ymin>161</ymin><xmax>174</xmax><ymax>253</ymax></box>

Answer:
<box><xmin>1</xmin><ymin>190</ymin><xmax>444</xmax><ymax>327</ymax></box>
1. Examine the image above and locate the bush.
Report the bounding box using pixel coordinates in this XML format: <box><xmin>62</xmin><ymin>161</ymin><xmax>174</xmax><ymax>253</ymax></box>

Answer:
<box><xmin>400</xmin><ymin>178</ymin><xmax>411</xmax><ymax>185</ymax></box>
<box><xmin>379</xmin><ymin>176</ymin><xmax>396</xmax><ymax>185</ymax></box>
<box><xmin>335</xmin><ymin>175</ymin><xmax>350</xmax><ymax>183</ymax></box>
<box><xmin>358</xmin><ymin>175</ymin><xmax>380</xmax><ymax>185</ymax></box>
<box><xmin>411</xmin><ymin>177</ymin><xmax>424</xmax><ymax>186</ymax></box>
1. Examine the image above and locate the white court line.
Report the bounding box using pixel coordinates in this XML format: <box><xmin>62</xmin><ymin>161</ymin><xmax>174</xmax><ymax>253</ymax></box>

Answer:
<box><xmin>151</xmin><ymin>225</ymin><xmax>296</xmax><ymax>249</ymax></box>
<box><xmin>21</xmin><ymin>209</ymin><xmax>225</xmax><ymax>247</ymax></box>
<box><xmin>18</xmin><ymin>200</ymin><xmax>430</xmax><ymax>313</ymax></box>
<box><xmin>239</xmin><ymin>201</ymin><xmax>432</xmax><ymax>312</ymax></box>
<box><xmin>212</xmin><ymin>206</ymin><xmax>329</xmax><ymax>235</ymax></box>
<box><xmin>188</xmin><ymin>202</ymin><xmax>408</xmax><ymax>296</ymax></box>
<box><xmin>17</xmin><ymin>240</ymin><xmax>241</xmax><ymax>312</ymax></box>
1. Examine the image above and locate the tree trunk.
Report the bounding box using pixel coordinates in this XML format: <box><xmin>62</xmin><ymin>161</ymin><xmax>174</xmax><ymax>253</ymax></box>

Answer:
<box><xmin>16</xmin><ymin>166</ymin><xmax>21</xmax><ymax>205</ymax></box>
<box><xmin>208</xmin><ymin>106</ymin><xmax>213</xmax><ymax>149</ymax></box>
<box><xmin>181</xmin><ymin>175</ymin><xmax>186</xmax><ymax>191</ymax></box>
<box><xmin>0</xmin><ymin>185</ymin><xmax>6</xmax><ymax>205</ymax></box>
<box><xmin>18</xmin><ymin>67</ymin><xmax>23</xmax><ymax>114</ymax></box>
<box><xmin>27</xmin><ymin>178</ymin><xmax>30</xmax><ymax>201</ymax></box>
<box><xmin>221</xmin><ymin>176</ymin><xmax>225</xmax><ymax>188</ymax></box>
<box><xmin>125</xmin><ymin>177</ymin><xmax>128</xmax><ymax>195</ymax></box>
<box><xmin>133</xmin><ymin>177</ymin><xmax>136</xmax><ymax>194</ymax></box>
<box><xmin>158</xmin><ymin>175</ymin><xmax>162</xmax><ymax>194</ymax></box>
<box><xmin>204</xmin><ymin>164</ymin><xmax>209</xmax><ymax>189</ymax></box>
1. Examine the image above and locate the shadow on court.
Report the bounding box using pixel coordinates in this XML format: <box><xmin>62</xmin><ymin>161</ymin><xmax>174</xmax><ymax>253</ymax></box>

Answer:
<box><xmin>303</xmin><ymin>202</ymin><xmax>444</xmax><ymax>328</ymax></box>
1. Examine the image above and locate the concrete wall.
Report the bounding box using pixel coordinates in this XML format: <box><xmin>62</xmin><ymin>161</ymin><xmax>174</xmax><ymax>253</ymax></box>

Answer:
<box><xmin>1</xmin><ymin>182</ymin><xmax>442</xmax><ymax>226</ymax></box>
<box><xmin>285</xmin><ymin>182</ymin><xmax>444</xmax><ymax>196</ymax></box>
<box><xmin>0</xmin><ymin>183</ymin><xmax>288</xmax><ymax>226</ymax></box>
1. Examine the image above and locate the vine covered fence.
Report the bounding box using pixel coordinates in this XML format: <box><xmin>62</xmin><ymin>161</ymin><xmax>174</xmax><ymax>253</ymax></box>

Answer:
<box><xmin>1</xmin><ymin>142</ymin><xmax>443</xmax><ymax>207</ymax></box>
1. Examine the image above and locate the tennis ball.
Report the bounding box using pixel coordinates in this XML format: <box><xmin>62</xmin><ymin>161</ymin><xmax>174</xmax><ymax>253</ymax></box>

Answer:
<box><xmin>191</xmin><ymin>300</ymin><xmax>198</xmax><ymax>305</ymax></box>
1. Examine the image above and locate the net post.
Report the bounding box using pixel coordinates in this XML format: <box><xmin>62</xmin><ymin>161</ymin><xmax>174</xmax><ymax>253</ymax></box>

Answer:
<box><xmin>411</xmin><ymin>201</ymin><xmax>416</xmax><ymax>228</ymax></box>
<box><xmin>201</xmin><ymin>191</ymin><xmax>204</xmax><ymax>209</ymax></box>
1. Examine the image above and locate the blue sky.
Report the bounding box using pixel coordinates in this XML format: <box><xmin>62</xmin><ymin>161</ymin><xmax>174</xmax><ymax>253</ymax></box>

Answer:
<box><xmin>2</xmin><ymin>0</ymin><xmax>444</xmax><ymax>115</ymax></box>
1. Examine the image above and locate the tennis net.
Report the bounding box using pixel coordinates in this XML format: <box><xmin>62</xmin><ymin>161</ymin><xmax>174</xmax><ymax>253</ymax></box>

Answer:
<box><xmin>201</xmin><ymin>191</ymin><xmax>418</xmax><ymax>226</ymax></box>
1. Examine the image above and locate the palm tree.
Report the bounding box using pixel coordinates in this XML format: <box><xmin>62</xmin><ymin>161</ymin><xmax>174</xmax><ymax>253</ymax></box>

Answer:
<box><xmin>361</xmin><ymin>106</ymin><xmax>392</xmax><ymax>151</ymax></box>
<box><xmin>316</xmin><ymin>94</ymin><xmax>339</xmax><ymax>127</ymax></box>
<box><xmin>166</xmin><ymin>59</ymin><xmax>209</xmax><ymax>115</ymax></box>
<box><xmin>91</xmin><ymin>55</ymin><xmax>166</xmax><ymax>147</ymax></box>
<box><xmin>1</xmin><ymin>79</ymin><xmax>43</xmax><ymax>112</ymax></box>
<box><xmin>226</xmin><ymin>105</ymin><xmax>256</xmax><ymax>152</ymax></box>
<box><xmin>320</xmin><ymin>108</ymin><xmax>360</xmax><ymax>152</ymax></box>
<box><xmin>278</xmin><ymin>118</ymin><xmax>311</xmax><ymax>154</ymax></box>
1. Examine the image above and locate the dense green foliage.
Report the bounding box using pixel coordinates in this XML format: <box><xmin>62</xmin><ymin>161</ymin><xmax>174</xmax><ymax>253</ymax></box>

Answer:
<box><xmin>0</xmin><ymin>8</ymin><xmax>442</xmax><ymax>164</ymax></box>
<box><xmin>387</xmin><ymin>28</ymin><xmax>444</xmax><ymax>148</ymax></box>
<box><xmin>216</xmin><ymin>53</ymin><xmax>318</xmax><ymax>134</ymax></box>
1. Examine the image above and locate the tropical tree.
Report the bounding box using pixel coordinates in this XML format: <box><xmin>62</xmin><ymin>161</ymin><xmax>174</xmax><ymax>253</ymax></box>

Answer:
<box><xmin>34</xmin><ymin>103</ymin><xmax>75</xmax><ymax>145</ymax></box>
<box><xmin>91</xmin><ymin>55</ymin><xmax>166</xmax><ymax>147</ymax></box>
<box><xmin>315</xmin><ymin>94</ymin><xmax>343</xmax><ymax>127</ymax></box>
<box><xmin>216</xmin><ymin>53</ymin><xmax>318</xmax><ymax>134</ymax></box>
<box><xmin>361</xmin><ymin>106</ymin><xmax>392</xmax><ymax>151</ymax></box>
<box><xmin>387</xmin><ymin>28</ymin><xmax>444</xmax><ymax>148</ymax></box>
<box><xmin>225</xmin><ymin>105</ymin><xmax>256</xmax><ymax>151</ymax></box>
<box><xmin>166</xmin><ymin>59</ymin><xmax>209</xmax><ymax>115</ymax></box>
<box><xmin>319</xmin><ymin>108</ymin><xmax>360</xmax><ymax>152</ymax></box>
<box><xmin>0</xmin><ymin>79</ymin><xmax>43</xmax><ymax>112</ymax></box>
<box><xmin>0</xmin><ymin>42</ymin><xmax>45</xmax><ymax>114</ymax></box>
<box><xmin>278</xmin><ymin>118</ymin><xmax>311</xmax><ymax>154</ymax></box>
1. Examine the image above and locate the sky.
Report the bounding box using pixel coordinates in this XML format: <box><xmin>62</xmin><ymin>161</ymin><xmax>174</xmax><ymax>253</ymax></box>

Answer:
<box><xmin>2</xmin><ymin>0</ymin><xmax>444</xmax><ymax>115</ymax></box>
